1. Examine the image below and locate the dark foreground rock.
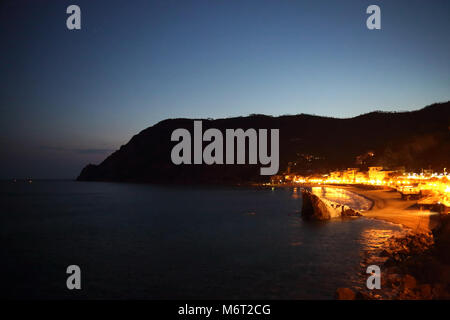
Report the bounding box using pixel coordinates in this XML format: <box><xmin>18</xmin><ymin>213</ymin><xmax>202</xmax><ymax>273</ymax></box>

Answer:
<box><xmin>335</xmin><ymin>288</ymin><xmax>356</xmax><ymax>300</ymax></box>
<box><xmin>354</xmin><ymin>215</ymin><xmax>450</xmax><ymax>299</ymax></box>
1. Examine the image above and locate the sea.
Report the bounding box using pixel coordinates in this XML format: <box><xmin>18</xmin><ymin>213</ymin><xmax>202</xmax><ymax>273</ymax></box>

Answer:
<box><xmin>0</xmin><ymin>180</ymin><xmax>402</xmax><ymax>299</ymax></box>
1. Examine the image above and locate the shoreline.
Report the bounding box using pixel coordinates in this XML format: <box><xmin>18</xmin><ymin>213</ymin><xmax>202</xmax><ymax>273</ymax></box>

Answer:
<box><xmin>300</xmin><ymin>183</ymin><xmax>439</xmax><ymax>233</ymax></box>
<box><xmin>307</xmin><ymin>184</ymin><xmax>450</xmax><ymax>299</ymax></box>
<box><xmin>341</xmin><ymin>185</ymin><xmax>439</xmax><ymax>233</ymax></box>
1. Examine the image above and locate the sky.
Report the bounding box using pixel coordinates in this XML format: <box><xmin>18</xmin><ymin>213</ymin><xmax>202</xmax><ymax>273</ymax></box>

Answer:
<box><xmin>0</xmin><ymin>0</ymin><xmax>449</xmax><ymax>179</ymax></box>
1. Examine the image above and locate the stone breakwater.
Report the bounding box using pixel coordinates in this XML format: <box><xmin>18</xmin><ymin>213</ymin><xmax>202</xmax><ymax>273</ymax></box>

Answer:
<box><xmin>301</xmin><ymin>189</ymin><xmax>362</xmax><ymax>220</ymax></box>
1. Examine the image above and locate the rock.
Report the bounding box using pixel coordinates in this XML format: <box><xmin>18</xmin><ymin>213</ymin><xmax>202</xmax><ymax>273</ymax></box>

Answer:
<box><xmin>301</xmin><ymin>190</ymin><xmax>362</xmax><ymax>220</ymax></box>
<box><xmin>355</xmin><ymin>291</ymin><xmax>372</xmax><ymax>300</ymax></box>
<box><xmin>301</xmin><ymin>191</ymin><xmax>331</xmax><ymax>220</ymax></box>
<box><xmin>402</xmin><ymin>274</ymin><xmax>417</xmax><ymax>290</ymax></box>
<box><xmin>386</xmin><ymin>273</ymin><xmax>402</xmax><ymax>287</ymax></box>
<box><xmin>335</xmin><ymin>287</ymin><xmax>356</xmax><ymax>300</ymax></box>
<box><xmin>417</xmin><ymin>284</ymin><xmax>432</xmax><ymax>299</ymax></box>
<box><xmin>380</xmin><ymin>249</ymin><xmax>391</xmax><ymax>257</ymax></box>
<box><xmin>358</xmin><ymin>226</ymin><xmax>449</xmax><ymax>300</ymax></box>
<box><xmin>432</xmin><ymin>284</ymin><xmax>446</xmax><ymax>298</ymax></box>
<box><xmin>399</xmin><ymin>290</ymin><xmax>420</xmax><ymax>300</ymax></box>
<box><xmin>341</xmin><ymin>207</ymin><xmax>362</xmax><ymax>217</ymax></box>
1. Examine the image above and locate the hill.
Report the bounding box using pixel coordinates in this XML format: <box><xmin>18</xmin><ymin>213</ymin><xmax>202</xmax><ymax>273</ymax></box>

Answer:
<box><xmin>77</xmin><ymin>101</ymin><xmax>450</xmax><ymax>184</ymax></box>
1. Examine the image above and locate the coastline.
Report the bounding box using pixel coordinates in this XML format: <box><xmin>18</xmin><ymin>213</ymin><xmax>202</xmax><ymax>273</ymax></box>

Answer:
<box><xmin>309</xmin><ymin>184</ymin><xmax>450</xmax><ymax>299</ymax></box>
<box><xmin>350</xmin><ymin>186</ymin><xmax>439</xmax><ymax>233</ymax></box>
<box><xmin>303</xmin><ymin>184</ymin><xmax>439</xmax><ymax>233</ymax></box>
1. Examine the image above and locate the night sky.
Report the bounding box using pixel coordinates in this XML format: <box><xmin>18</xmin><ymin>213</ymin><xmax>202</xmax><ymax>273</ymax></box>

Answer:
<box><xmin>1</xmin><ymin>0</ymin><xmax>449</xmax><ymax>179</ymax></box>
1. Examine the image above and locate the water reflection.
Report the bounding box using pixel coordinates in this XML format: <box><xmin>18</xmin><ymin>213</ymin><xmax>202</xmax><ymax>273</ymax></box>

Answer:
<box><xmin>358</xmin><ymin>227</ymin><xmax>405</xmax><ymax>267</ymax></box>
<box><xmin>360</xmin><ymin>228</ymin><xmax>402</xmax><ymax>252</ymax></box>
<box><xmin>291</xmin><ymin>187</ymin><xmax>300</xmax><ymax>199</ymax></box>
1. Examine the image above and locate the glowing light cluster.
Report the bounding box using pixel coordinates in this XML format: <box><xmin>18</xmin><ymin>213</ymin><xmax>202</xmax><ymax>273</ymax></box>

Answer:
<box><xmin>285</xmin><ymin>169</ymin><xmax>450</xmax><ymax>207</ymax></box>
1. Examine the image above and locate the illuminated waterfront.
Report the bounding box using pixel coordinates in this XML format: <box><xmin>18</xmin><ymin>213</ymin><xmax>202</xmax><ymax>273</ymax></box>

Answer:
<box><xmin>275</xmin><ymin>167</ymin><xmax>450</xmax><ymax>211</ymax></box>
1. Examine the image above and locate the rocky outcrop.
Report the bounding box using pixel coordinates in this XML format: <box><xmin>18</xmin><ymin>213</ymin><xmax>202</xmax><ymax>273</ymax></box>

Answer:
<box><xmin>301</xmin><ymin>190</ymin><xmax>361</xmax><ymax>220</ymax></box>
<box><xmin>356</xmin><ymin>231</ymin><xmax>450</xmax><ymax>299</ymax></box>
<box><xmin>335</xmin><ymin>288</ymin><xmax>356</xmax><ymax>300</ymax></box>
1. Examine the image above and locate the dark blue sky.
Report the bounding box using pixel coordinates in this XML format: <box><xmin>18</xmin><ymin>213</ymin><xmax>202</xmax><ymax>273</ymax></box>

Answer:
<box><xmin>1</xmin><ymin>0</ymin><xmax>449</xmax><ymax>179</ymax></box>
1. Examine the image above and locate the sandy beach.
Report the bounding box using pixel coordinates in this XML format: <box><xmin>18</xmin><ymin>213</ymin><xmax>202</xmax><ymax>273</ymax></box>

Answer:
<box><xmin>331</xmin><ymin>185</ymin><xmax>440</xmax><ymax>233</ymax></box>
<box><xmin>326</xmin><ymin>185</ymin><xmax>450</xmax><ymax>299</ymax></box>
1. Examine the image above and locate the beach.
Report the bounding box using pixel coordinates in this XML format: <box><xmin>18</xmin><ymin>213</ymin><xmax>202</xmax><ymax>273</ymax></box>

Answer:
<box><xmin>320</xmin><ymin>184</ymin><xmax>450</xmax><ymax>299</ymax></box>
<box><xmin>343</xmin><ymin>186</ymin><xmax>440</xmax><ymax>233</ymax></box>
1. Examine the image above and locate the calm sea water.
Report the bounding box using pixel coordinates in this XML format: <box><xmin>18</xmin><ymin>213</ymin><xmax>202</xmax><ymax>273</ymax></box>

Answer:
<box><xmin>0</xmin><ymin>181</ymin><xmax>401</xmax><ymax>299</ymax></box>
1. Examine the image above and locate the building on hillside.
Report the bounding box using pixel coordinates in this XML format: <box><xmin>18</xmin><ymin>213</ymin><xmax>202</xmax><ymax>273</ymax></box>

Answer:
<box><xmin>343</xmin><ymin>168</ymin><xmax>359</xmax><ymax>182</ymax></box>
<box><xmin>271</xmin><ymin>175</ymin><xmax>284</xmax><ymax>184</ymax></box>
<box><xmin>329</xmin><ymin>171</ymin><xmax>341</xmax><ymax>180</ymax></box>
<box><xmin>368</xmin><ymin>167</ymin><xmax>383</xmax><ymax>181</ymax></box>
<box><xmin>355</xmin><ymin>171</ymin><xmax>368</xmax><ymax>183</ymax></box>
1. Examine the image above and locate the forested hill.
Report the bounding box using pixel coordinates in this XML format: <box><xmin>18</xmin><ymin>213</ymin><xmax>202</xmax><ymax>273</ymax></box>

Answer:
<box><xmin>77</xmin><ymin>101</ymin><xmax>450</xmax><ymax>184</ymax></box>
